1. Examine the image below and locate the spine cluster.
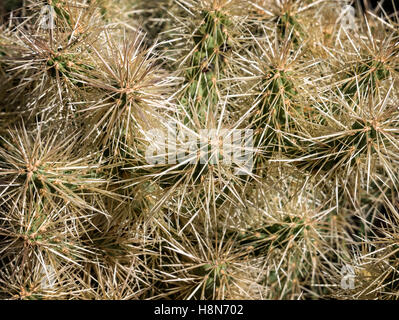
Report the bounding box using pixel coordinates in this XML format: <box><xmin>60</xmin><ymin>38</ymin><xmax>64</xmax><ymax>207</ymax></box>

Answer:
<box><xmin>0</xmin><ymin>0</ymin><xmax>399</xmax><ymax>300</ymax></box>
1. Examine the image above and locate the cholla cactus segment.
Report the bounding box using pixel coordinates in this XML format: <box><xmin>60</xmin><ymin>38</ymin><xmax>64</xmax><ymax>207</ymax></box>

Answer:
<box><xmin>1</xmin><ymin>0</ymin><xmax>399</xmax><ymax>301</ymax></box>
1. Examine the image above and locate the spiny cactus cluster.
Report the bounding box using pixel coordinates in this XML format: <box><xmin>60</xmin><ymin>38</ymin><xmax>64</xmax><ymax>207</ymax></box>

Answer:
<box><xmin>0</xmin><ymin>0</ymin><xmax>398</xmax><ymax>300</ymax></box>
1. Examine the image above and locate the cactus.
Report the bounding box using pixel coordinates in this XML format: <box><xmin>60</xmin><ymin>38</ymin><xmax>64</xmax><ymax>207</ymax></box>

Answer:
<box><xmin>1</xmin><ymin>0</ymin><xmax>399</xmax><ymax>301</ymax></box>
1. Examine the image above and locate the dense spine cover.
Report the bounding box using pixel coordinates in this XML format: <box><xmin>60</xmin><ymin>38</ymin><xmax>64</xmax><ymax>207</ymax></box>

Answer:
<box><xmin>0</xmin><ymin>0</ymin><xmax>398</xmax><ymax>300</ymax></box>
